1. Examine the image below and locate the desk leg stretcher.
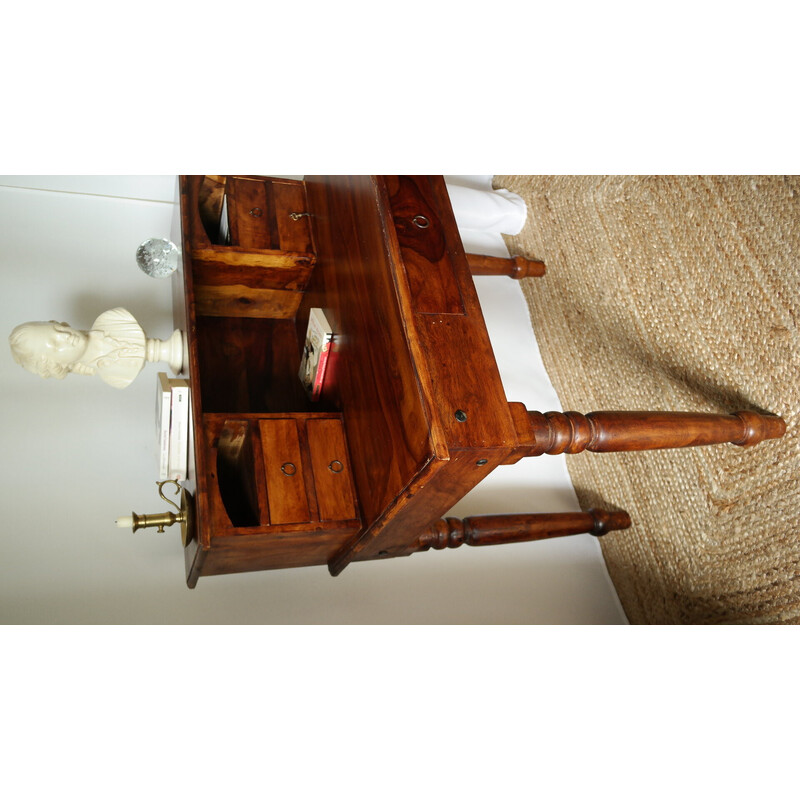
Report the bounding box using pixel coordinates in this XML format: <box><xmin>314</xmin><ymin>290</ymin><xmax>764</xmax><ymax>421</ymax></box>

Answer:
<box><xmin>415</xmin><ymin>509</ymin><xmax>631</xmax><ymax>552</ymax></box>
<box><xmin>465</xmin><ymin>253</ymin><xmax>546</xmax><ymax>279</ymax></box>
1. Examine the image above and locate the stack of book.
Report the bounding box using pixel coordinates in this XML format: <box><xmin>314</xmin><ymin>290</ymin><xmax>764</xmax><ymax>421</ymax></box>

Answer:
<box><xmin>156</xmin><ymin>372</ymin><xmax>191</xmax><ymax>481</ymax></box>
<box><xmin>298</xmin><ymin>307</ymin><xmax>334</xmax><ymax>401</ymax></box>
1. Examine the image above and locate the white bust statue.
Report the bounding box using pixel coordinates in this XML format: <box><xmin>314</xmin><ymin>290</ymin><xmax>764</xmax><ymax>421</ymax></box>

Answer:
<box><xmin>9</xmin><ymin>308</ymin><xmax>186</xmax><ymax>389</ymax></box>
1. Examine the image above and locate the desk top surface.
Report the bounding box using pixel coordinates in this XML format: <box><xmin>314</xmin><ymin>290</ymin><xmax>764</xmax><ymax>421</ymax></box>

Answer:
<box><xmin>302</xmin><ymin>176</ymin><xmax>516</xmax><ymax>569</ymax></box>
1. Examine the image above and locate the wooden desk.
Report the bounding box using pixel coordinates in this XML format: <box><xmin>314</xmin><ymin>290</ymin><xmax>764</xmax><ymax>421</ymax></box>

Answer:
<box><xmin>174</xmin><ymin>175</ymin><xmax>784</xmax><ymax>587</ymax></box>
<box><xmin>177</xmin><ymin>174</ymin><xmax>521</xmax><ymax>585</ymax></box>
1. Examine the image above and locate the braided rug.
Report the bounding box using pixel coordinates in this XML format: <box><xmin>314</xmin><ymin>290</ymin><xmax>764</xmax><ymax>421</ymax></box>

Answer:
<box><xmin>494</xmin><ymin>175</ymin><xmax>799</xmax><ymax>624</ymax></box>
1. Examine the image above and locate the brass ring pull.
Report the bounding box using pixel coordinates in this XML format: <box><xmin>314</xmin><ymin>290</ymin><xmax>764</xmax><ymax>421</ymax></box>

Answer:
<box><xmin>328</xmin><ymin>460</ymin><xmax>344</xmax><ymax>473</ymax></box>
<box><xmin>412</xmin><ymin>215</ymin><xmax>430</xmax><ymax>229</ymax></box>
<box><xmin>249</xmin><ymin>207</ymin><xmax>263</xmax><ymax>217</ymax></box>
<box><xmin>281</xmin><ymin>462</ymin><xmax>297</xmax><ymax>476</ymax></box>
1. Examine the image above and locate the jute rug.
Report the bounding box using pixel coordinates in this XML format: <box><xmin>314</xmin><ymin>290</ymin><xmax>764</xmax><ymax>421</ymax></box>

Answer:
<box><xmin>494</xmin><ymin>176</ymin><xmax>799</xmax><ymax>624</ymax></box>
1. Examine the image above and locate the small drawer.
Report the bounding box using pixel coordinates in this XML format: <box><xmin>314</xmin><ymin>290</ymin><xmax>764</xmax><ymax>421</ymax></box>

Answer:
<box><xmin>306</xmin><ymin>418</ymin><xmax>357</xmax><ymax>522</ymax></box>
<box><xmin>259</xmin><ymin>419</ymin><xmax>311</xmax><ymax>525</ymax></box>
<box><xmin>385</xmin><ymin>175</ymin><xmax>465</xmax><ymax>316</ymax></box>
<box><xmin>227</xmin><ymin>177</ymin><xmax>313</xmax><ymax>253</ymax></box>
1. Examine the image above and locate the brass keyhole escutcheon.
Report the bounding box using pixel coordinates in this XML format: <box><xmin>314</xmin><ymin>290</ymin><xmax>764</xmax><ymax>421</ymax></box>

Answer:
<box><xmin>281</xmin><ymin>462</ymin><xmax>297</xmax><ymax>476</ymax></box>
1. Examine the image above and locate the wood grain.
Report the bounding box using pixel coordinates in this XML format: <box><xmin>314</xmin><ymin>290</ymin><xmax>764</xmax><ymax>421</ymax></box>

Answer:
<box><xmin>303</xmin><ymin>176</ymin><xmax>517</xmax><ymax>573</ymax></box>
<box><xmin>260</xmin><ymin>419</ymin><xmax>311</xmax><ymax>525</ymax></box>
<box><xmin>466</xmin><ymin>253</ymin><xmax>546</xmax><ymax>279</ymax></box>
<box><xmin>192</xmin><ymin>246</ymin><xmax>314</xmax><ymax>270</ymax></box>
<box><xmin>194</xmin><ymin>317</ymin><xmax>313</xmax><ymax>413</ymax></box>
<box><xmin>507</xmin><ymin>404</ymin><xmax>786</xmax><ymax>456</ymax></box>
<box><xmin>197</xmin><ymin>175</ymin><xmax>227</xmax><ymax>242</ymax></box>
<box><xmin>226</xmin><ymin>176</ymin><xmax>314</xmax><ymax>253</ymax></box>
<box><xmin>300</xmin><ymin>176</ymin><xmax>436</xmax><ymax>531</ymax></box>
<box><xmin>216</xmin><ymin>420</ymin><xmax>261</xmax><ymax>527</ymax></box>
<box><xmin>306</xmin><ymin>418</ymin><xmax>358</xmax><ymax>522</ymax></box>
<box><xmin>386</xmin><ymin>175</ymin><xmax>465</xmax><ymax>315</ymax></box>
<box><xmin>194</xmin><ymin>283</ymin><xmax>302</xmax><ymax>319</ymax></box>
<box><xmin>416</xmin><ymin>509</ymin><xmax>632</xmax><ymax>551</ymax></box>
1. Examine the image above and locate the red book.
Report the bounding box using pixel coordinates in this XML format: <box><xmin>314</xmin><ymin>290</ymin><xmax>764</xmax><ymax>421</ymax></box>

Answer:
<box><xmin>298</xmin><ymin>308</ymin><xmax>334</xmax><ymax>400</ymax></box>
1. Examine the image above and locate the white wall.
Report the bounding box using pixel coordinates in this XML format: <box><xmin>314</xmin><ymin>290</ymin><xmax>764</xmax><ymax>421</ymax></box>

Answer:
<box><xmin>0</xmin><ymin>176</ymin><xmax>626</xmax><ymax>623</ymax></box>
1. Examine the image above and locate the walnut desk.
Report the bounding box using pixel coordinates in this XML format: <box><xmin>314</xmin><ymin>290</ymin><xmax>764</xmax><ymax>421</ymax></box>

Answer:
<box><xmin>173</xmin><ymin>175</ymin><xmax>785</xmax><ymax>588</ymax></box>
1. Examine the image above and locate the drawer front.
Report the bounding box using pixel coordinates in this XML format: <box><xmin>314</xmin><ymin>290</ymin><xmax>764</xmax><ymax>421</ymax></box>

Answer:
<box><xmin>272</xmin><ymin>181</ymin><xmax>314</xmax><ymax>253</ymax></box>
<box><xmin>228</xmin><ymin>177</ymin><xmax>313</xmax><ymax>253</ymax></box>
<box><xmin>386</xmin><ymin>175</ymin><xmax>466</xmax><ymax>316</ymax></box>
<box><xmin>229</xmin><ymin>177</ymin><xmax>274</xmax><ymax>249</ymax></box>
<box><xmin>306</xmin><ymin>418</ymin><xmax>357</xmax><ymax>522</ymax></box>
<box><xmin>259</xmin><ymin>419</ymin><xmax>311</xmax><ymax>525</ymax></box>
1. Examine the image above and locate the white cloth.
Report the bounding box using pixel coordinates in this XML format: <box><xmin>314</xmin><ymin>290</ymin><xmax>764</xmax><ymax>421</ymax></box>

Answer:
<box><xmin>444</xmin><ymin>176</ymin><xmax>528</xmax><ymax>257</ymax></box>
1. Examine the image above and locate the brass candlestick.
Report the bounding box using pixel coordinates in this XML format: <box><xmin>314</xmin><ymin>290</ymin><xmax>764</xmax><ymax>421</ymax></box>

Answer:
<box><xmin>116</xmin><ymin>480</ymin><xmax>194</xmax><ymax>547</ymax></box>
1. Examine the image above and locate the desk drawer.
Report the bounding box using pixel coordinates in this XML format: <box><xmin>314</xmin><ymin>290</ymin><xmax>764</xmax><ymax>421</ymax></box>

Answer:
<box><xmin>259</xmin><ymin>419</ymin><xmax>311</xmax><ymax>525</ymax></box>
<box><xmin>227</xmin><ymin>177</ymin><xmax>313</xmax><ymax>253</ymax></box>
<box><xmin>386</xmin><ymin>175</ymin><xmax>466</xmax><ymax>316</ymax></box>
<box><xmin>258</xmin><ymin>415</ymin><xmax>358</xmax><ymax>526</ymax></box>
<box><xmin>307</xmin><ymin>418</ymin><xmax>357</xmax><ymax>522</ymax></box>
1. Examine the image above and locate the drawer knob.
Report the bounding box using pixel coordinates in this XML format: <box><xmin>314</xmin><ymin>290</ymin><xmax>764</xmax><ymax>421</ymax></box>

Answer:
<box><xmin>249</xmin><ymin>207</ymin><xmax>263</xmax><ymax>217</ymax></box>
<box><xmin>412</xmin><ymin>214</ymin><xmax>430</xmax><ymax>229</ymax></box>
<box><xmin>280</xmin><ymin>462</ymin><xmax>297</xmax><ymax>476</ymax></box>
<box><xmin>328</xmin><ymin>460</ymin><xmax>344</xmax><ymax>473</ymax></box>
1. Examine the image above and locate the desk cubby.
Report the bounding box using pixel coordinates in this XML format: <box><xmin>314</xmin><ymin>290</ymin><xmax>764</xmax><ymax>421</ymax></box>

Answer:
<box><xmin>204</xmin><ymin>413</ymin><xmax>358</xmax><ymax>531</ymax></box>
<box><xmin>177</xmin><ymin>176</ymin><xmax>361</xmax><ymax>585</ymax></box>
<box><xmin>193</xmin><ymin>412</ymin><xmax>361</xmax><ymax>579</ymax></box>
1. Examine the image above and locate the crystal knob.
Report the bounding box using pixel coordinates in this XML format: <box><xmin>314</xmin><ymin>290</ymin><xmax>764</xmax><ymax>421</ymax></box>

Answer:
<box><xmin>135</xmin><ymin>238</ymin><xmax>179</xmax><ymax>279</ymax></box>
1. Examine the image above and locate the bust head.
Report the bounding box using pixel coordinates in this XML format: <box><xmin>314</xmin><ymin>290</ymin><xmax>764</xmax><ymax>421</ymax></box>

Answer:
<box><xmin>8</xmin><ymin>321</ymin><xmax>90</xmax><ymax>380</ymax></box>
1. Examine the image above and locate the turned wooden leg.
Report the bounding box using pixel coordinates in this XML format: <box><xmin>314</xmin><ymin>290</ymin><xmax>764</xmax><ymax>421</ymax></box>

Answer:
<box><xmin>466</xmin><ymin>253</ymin><xmax>546</xmax><ymax>279</ymax></box>
<box><xmin>506</xmin><ymin>403</ymin><xmax>786</xmax><ymax>458</ymax></box>
<box><xmin>416</xmin><ymin>508</ymin><xmax>631</xmax><ymax>552</ymax></box>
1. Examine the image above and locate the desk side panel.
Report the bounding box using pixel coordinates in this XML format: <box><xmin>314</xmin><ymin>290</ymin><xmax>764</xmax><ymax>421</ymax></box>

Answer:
<box><xmin>384</xmin><ymin>176</ymin><xmax>517</xmax><ymax>451</ymax></box>
<box><xmin>200</xmin><ymin>525</ymin><xmax>360</xmax><ymax>577</ymax></box>
<box><xmin>347</xmin><ymin>447</ymin><xmax>509</xmax><ymax>564</ymax></box>
<box><xmin>176</xmin><ymin>177</ymin><xmax>214</xmax><ymax>587</ymax></box>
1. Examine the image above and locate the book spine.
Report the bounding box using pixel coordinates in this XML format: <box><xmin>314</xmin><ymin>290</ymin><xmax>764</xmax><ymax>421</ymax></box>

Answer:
<box><xmin>168</xmin><ymin>385</ymin><xmax>190</xmax><ymax>481</ymax></box>
<box><xmin>310</xmin><ymin>337</ymin><xmax>333</xmax><ymax>401</ymax></box>
<box><xmin>299</xmin><ymin>308</ymin><xmax>334</xmax><ymax>400</ymax></box>
<box><xmin>158</xmin><ymin>420</ymin><xmax>170</xmax><ymax>480</ymax></box>
<box><xmin>156</xmin><ymin>379</ymin><xmax>171</xmax><ymax>481</ymax></box>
